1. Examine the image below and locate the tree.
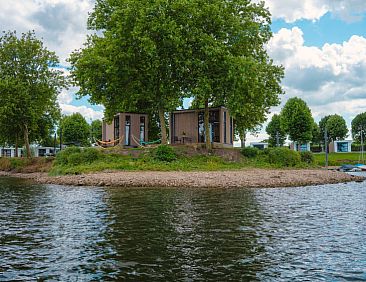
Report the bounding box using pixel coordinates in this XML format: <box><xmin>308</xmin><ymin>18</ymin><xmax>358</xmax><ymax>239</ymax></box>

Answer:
<box><xmin>281</xmin><ymin>97</ymin><xmax>314</xmax><ymax>147</ymax></box>
<box><xmin>311</xmin><ymin>122</ymin><xmax>322</xmax><ymax>145</ymax></box>
<box><xmin>351</xmin><ymin>112</ymin><xmax>366</xmax><ymax>143</ymax></box>
<box><xmin>69</xmin><ymin>0</ymin><xmax>283</xmax><ymax>149</ymax></box>
<box><xmin>90</xmin><ymin>119</ymin><xmax>102</xmax><ymax>141</ymax></box>
<box><xmin>319</xmin><ymin>114</ymin><xmax>348</xmax><ymax>142</ymax></box>
<box><xmin>185</xmin><ymin>0</ymin><xmax>284</xmax><ymax>149</ymax></box>
<box><xmin>60</xmin><ymin>113</ymin><xmax>90</xmax><ymax>147</ymax></box>
<box><xmin>0</xmin><ymin>31</ymin><xmax>65</xmax><ymax>157</ymax></box>
<box><xmin>69</xmin><ymin>0</ymin><xmax>191</xmax><ymax>145</ymax></box>
<box><xmin>266</xmin><ymin>114</ymin><xmax>286</xmax><ymax>147</ymax></box>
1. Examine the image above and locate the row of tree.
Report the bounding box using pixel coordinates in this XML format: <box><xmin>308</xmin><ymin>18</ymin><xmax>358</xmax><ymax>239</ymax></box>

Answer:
<box><xmin>0</xmin><ymin>1</ymin><xmax>285</xmax><ymax>155</ymax></box>
<box><xmin>265</xmin><ymin>97</ymin><xmax>366</xmax><ymax>148</ymax></box>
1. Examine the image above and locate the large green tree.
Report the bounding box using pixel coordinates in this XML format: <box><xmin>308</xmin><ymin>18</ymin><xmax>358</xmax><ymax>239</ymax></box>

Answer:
<box><xmin>60</xmin><ymin>113</ymin><xmax>90</xmax><ymax>147</ymax></box>
<box><xmin>69</xmin><ymin>0</ymin><xmax>283</xmax><ymax>149</ymax></box>
<box><xmin>351</xmin><ymin>112</ymin><xmax>366</xmax><ymax>143</ymax></box>
<box><xmin>281</xmin><ymin>97</ymin><xmax>314</xmax><ymax>147</ymax></box>
<box><xmin>69</xmin><ymin>0</ymin><xmax>192</xmax><ymax>144</ymax></box>
<box><xmin>0</xmin><ymin>31</ymin><xmax>65</xmax><ymax>157</ymax></box>
<box><xmin>319</xmin><ymin>114</ymin><xmax>348</xmax><ymax>142</ymax></box>
<box><xmin>266</xmin><ymin>114</ymin><xmax>286</xmax><ymax>147</ymax></box>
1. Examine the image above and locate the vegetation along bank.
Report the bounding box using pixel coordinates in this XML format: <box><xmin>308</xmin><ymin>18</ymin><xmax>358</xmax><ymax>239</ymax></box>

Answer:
<box><xmin>0</xmin><ymin>145</ymin><xmax>363</xmax><ymax>188</ymax></box>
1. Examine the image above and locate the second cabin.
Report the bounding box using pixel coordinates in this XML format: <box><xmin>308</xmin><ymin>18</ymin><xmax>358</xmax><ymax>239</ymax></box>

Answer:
<box><xmin>102</xmin><ymin>113</ymin><xmax>148</xmax><ymax>147</ymax></box>
<box><xmin>169</xmin><ymin>106</ymin><xmax>234</xmax><ymax>147</ymax></box>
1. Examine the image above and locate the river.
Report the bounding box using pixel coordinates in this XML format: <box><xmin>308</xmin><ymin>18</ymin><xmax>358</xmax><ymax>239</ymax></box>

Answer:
<box><xmin>0</xmin><ymin>177</ymin><xmax>365</xmax><ymax>281</ymax></box>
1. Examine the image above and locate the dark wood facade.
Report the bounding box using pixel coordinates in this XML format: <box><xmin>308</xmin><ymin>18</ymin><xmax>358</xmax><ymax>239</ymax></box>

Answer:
<box><xmin>170</xmin><ymin>107</ymin><xmax>234</xmax><ymax>147</ymax></box>
<box><xmin>102</xmin><ymin>113</ymin><xmax>148</xmax><ymax>147</ymax></box>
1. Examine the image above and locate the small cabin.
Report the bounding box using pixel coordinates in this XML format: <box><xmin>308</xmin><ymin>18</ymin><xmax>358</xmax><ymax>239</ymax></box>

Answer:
<box><xmin>102</xmin><ymin>113</ymin><xmax>149</xmax><ymax>147</ymax></box>
<box><xmin>34</xmin><ymin>147</ymin><xmax>59</xmax><ymax>157</ymax></box>
<box><xmin>170</xmin><ymin>107</ymin><xmax>234</xmax><ymax>147</ymax></box>
<box><xmin>290</xmin><ymin>142</ymin><xmax>311</xmax><ymax>152</ymax></box>
<box><xmin>329</xmin><ymin>140</ymin><xmax>353</xmax><ymax>153</ymax></box>
<box><xmin>0</xmin><ymin>147</ymin><xmax>23</xmax><ymax>157</ymax></box>
<box><xmin>250</xmin><ymin>142</ymin><xmax>268</xmax><ymax>150</ymax></box>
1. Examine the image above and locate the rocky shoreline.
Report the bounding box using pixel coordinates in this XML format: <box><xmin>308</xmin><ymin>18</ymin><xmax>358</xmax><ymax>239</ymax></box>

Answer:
<box><xmin>0</xmin><ymin>169</ymin><xmax>364</xmax><ymax>188</ymax></box>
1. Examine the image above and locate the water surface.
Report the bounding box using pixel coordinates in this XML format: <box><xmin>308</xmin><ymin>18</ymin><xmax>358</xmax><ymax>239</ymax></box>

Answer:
<box><xmin>0</xmin><ymin>177</ymin><xmax>365</xmax><ymax>281</ymax></box>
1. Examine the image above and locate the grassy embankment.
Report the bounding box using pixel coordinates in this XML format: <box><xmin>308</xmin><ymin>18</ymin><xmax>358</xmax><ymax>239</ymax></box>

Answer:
<box><xmin>313</xmin><ymin>152</ymin><xmax>365</xmax><ymax>166</ymax></box>
<box><xmin>2</xmin><ymin>146</ymin><xmax>361</xmax><ymax>176</ymax></box>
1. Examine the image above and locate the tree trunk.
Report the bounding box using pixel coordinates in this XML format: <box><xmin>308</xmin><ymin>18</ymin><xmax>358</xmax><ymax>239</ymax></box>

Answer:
<box><xmin>23</xmin><ymin>125</ymin><xmax>31</xmax><ymax>158</ymax></box>
<box><xmin>15</xmin><ymin>135</ymin><xmax>18</xmax><ymax>157</ymax></box>
<box><xmin>240</xmin><ymin>130</ymin><xmax>246</xmax><ymax>148</ymax></box>
<box><xmin>158</xmin><ymin>106</ymin><xmax>167</xmax><ymax>144</ymax></box>
<box><xmin>204</xmin><ymin>99</ymin><xmax>212</xmax><ymax>151</ymax></box>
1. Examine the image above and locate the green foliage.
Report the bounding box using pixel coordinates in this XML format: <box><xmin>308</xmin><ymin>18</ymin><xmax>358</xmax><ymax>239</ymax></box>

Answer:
<box><xmin>300</xmin><ymin>151</ymin><xmax>315</xmax><ymax>164</ymax></box>
<box><xmin>152</xmin><ymin>145</ymin><xmax>177</xmax><ymax>162</ymax></box>
<box><xmin>91</xmin><ymin>119</ymin><xmax>102</xmax><ymax>141</ymax></box>
<box><xmin>351</xmin><ymin>112</ymin><xmax>366</xmax><ymax>143</ymax></box>
<box><xmin>0</xmin><ymin>31</ymin><xmax>65</xmax><ymax>156</ymax></box>
<box><xmin>319</xmin><ymin>114</ymin><xmax>348</xmax><ymax>142</ymax></box>
<box><xmin>55</xmin><ymin>147</ymin><xmax>102</xmax><ymax>166</ymax></box>
<box><xmin>69</xmin><ymin>0</ymin><xmax>283</xmax><ymax>147</ymax></box>
<box><xmin>311</xmin><ymin>122</ymin><xmax>322</xmax><ymax>145</ymax></box>
<box><xmin>241</xmin><ymin>147</ymin><xmax>259</xmax><ymax>158</ymax></box>
<box><xmin>266</xmin><ymin>114</ymin><xmax>286</xmax><ymax>147</ymax></box>
<box><xmin>281</xmin><ymin>97</ymin><xmax>314</xmax><ymax>143</ymax></box>
<box><xmin>268</xmin><ymin>147</ymin><xmax>301</xmax><ymax>167</ymax></box>
<box><xmin>60</xmin><ymin>113</ymin><xmax>91</xmax><ymax>146</ymax></box>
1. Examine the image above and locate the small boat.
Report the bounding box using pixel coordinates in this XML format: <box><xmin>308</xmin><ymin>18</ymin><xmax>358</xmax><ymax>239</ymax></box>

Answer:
<box><xmin>339</xmin><ymin>164</ymin><xmax>362</xmax><ymax>172</ymax></box>
<box><xmin>354</xmin><ymin>164</ymin><xmax>366</xmax><ymax>171</ymax></box>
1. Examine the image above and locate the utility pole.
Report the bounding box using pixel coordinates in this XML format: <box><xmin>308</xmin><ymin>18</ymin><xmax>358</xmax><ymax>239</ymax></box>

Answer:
<box><xmin>276</xmin><ymin>131</ymin><xmax>280</xmax><ymax>147</ymax></box>
<box><xmin>324</xmin><ymin>127</ymin><xmax>328</xmax><ymax>168</ymax></box>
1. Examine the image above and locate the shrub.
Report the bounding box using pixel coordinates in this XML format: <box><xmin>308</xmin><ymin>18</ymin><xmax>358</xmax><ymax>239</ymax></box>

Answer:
<box><xmin>241</xmin><ymin>147</ymin><xmax>259</xmax><ymax>158</ymax></box>
<box><xmin>268</xmin><ymin>147</ymin><xmax>300</xmax><ymax>167</ymax></box>
<box><xmin>300</xmin><ymin>151</ymin><xmax>314</xmax><ymax>164</ymax></box>
<box><xmin>153</xmin><ymin>145</ymin><xmax>176</xmax><ymax>162</ymax></box>
<box><xmin>81</xmin><ymin>148</ymin><xmax>102</xmax><ymax>163</ymax></box>
<box><xmin>68</xmin><ymin>153</ymin><xmax>83</xmax><ymax>166</ymax></box>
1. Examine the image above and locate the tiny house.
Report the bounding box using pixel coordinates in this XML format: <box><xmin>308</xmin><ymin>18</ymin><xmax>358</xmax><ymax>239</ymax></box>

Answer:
<box><xmin>0</xmin><ymin>147</ymin><xmax>23</xmax><ymax>157</ymax></box>
<box><xmin>102</xmin><ymin>113</ymin><xmax>149</xmax><ymax>147</ymax></box>
<box><xmin>170</xmin><ymin>107</ymin><xmax>234</xmax><ymax>147</ymax></box>
<box><xmin>329</xmin><ymin>140</ymin><xmax>353</xmax><ymax>153</ymax></box>
<box><xmin>290</xmin><ymin>142</ymin><xmax>311</xmax><ymax>152</ymax></box>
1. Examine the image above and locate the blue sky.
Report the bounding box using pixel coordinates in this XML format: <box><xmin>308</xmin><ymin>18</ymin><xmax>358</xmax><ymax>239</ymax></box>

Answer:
<box><xmin>1</xmin><ymin>0</ymin><xmax>366</xmax><ymax>144</ymax></box>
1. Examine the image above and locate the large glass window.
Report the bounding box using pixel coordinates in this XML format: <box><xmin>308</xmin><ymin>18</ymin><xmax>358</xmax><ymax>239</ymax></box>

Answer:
<box><xmin>140</xmin><ymin>116</ymin><xmax>145</xmax><ymax>143</ymax></box>
<box><xmin>125</xmin><ymin>115</ymin><xmax>131</xmax><ymax>146</ymax></box>
<box><xmin>300</xmin><ymin>144</ymin><xmax>308</xmax><ymax>152</ymax></box>
<box><xmin>198</xmin><ymin>110</ymin><xmax>220</xmax><ymax>143</ymax></box>
<box><xmin>2</xmin><ymin>149</ymin><xmax>11</xmax><ymax>157</ymax></box>
<box><xmin>38</xmin><ymin>149</ymin><xmax>46</xmax><ymax>157</ymax></box>
<box><xmin>114</xmin><ymin>115</ymin><xmax>120</xmax><ymax>141</ymax></box>
<box><xmin>223</xmin><ymin>111</ymin><xmax>227</xmax><ymax>144</ymax></box>
<box><xmin>337</xmin><ymin>142</ymin><xmax>349</xmax><ymax>152</ymax></box>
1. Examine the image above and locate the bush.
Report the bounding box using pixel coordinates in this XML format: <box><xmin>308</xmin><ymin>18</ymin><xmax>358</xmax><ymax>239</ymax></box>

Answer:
<box><xmin>241</xmin><ymin>147</ymin><xmax>259</xmax><ymax>158</ymax></box>
<box><xmin>153</xmin><ymin>145</ymin><xmax>176</xmax><ymax>162</ymax></box>
<box><xmin>300</xmin><ymin>151</ymin><xmax>314</xmax><ymax>164</ymax></box>
<box><xmin>55</xmin><ymin>147</ymin><xmax>101</xmax><ymax>166</ymax></box>
<box><xmin>268</xmin><ymin>147</ymin><xmax>300</xmax><ymax>167</ymax></box>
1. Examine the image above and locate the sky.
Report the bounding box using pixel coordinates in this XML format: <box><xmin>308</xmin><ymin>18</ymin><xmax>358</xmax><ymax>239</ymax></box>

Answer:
<box><xmin>1</xmin><ymin>0</ymin><xmax>366</xmax><ymax>144</ymax></box>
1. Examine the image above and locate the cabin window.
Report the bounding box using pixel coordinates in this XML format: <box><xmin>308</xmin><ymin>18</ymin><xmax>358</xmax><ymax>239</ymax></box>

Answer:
<box><xmin>140</xmin><ymin>116</ymin><xmax>145</xmax><ymax>143</ymax></box>
<box><xmin>300</xmin><ymin>144</ymin><xmax>308</xmax><ymax>152</ymax></box>
<box><xmin>114</xmin><ymin>115</ymin><xmax>120</xmax><ymax>141</ymax></box>
<box><xmin>223</xmin><ymin>111</ymin><xmax>227</xmax><ymax>144</ymax></box>
<box><xmin>198</xmin><ymin>110</ymin><xmax>220</xmax><ymax>143</ymax></box>
<box><xmin>337</xmin><ymin>142</ymin><xmax>349</xmax><ymax>152</ymax></box>
<box><xmin>2</xmin><ymin>149</ymin><xmax>11</xmax><ymax>157</ymax></box>
<box><xmin>230</xmin><ymin>117</ymin><xmax>233</xmax><ymax>144</ymax></box>
<box><xmin>38</xmin><ymin>149</ymin><xmax>46</xmax><ymax>157</ymax></box>
<box><xmin>125</xmin><ymin>115</ymin><xmax>131</xmax><ymax>146</ymax></box>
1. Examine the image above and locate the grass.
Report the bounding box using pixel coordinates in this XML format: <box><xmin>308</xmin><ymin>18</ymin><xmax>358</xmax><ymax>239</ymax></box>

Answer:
<box><xmin>313</xmin><ymin>152</ymin><xmax>365</xmax><ymax>166</ymax></box>
<box><xmin>0</xmin><ymin>157</ymin><xmax>53</xmax><ymax>172</ymax></box>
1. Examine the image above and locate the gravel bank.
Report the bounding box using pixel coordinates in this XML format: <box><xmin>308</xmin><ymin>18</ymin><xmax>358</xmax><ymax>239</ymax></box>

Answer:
<box><xmin>0</xmin><ymin>169</ymin><xmax>364</xmax><ymax>188</ymax></box>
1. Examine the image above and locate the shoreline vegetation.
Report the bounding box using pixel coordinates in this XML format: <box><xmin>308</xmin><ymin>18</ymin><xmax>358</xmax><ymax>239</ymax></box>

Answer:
<box><xmin>0</xmin><ymin>145</ymin><xmax>364</xmax><ymax>188</ymax></box>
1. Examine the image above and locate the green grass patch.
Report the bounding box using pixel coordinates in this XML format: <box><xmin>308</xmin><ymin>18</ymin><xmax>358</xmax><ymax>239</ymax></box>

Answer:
<box><xmin>313</xmin><ymin>152</ymin><xmax>365</xmax><ymax>166</ymax></box>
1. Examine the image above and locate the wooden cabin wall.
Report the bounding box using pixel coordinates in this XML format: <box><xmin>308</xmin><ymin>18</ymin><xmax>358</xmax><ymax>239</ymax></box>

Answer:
<box><xmin>171</xmin><ymin>111</ymin><xmax>198</xmax><ymax>144</ymax></box>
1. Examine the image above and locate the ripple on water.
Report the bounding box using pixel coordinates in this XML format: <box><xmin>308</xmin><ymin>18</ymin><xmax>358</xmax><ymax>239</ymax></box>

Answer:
<box><xmin>0</xmin><ymin>177</ymin><xmax>365</xmax><ymax>281</ymax></box>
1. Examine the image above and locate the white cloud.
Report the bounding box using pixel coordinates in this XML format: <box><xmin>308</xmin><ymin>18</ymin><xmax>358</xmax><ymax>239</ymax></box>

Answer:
<box><xmin>266</xmin><ymin>27</ymin><xmax>366</xmax><ymax>130</ymax></box>
<box><xmin>60</xmin><ymin>103</ymin><xmax>103</xmax><ymax>121</ymax></box>
<box><xmin>264</xmin><ymin>0</ymin><xmax>366</xmax><ymax>23</ymax></box>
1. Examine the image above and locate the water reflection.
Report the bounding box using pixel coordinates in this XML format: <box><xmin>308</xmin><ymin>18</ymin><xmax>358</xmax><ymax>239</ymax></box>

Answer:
<box><xmin>0</xmin><ymin>177</ymin><xmax>365</xmax><ymax>281</ymax></box>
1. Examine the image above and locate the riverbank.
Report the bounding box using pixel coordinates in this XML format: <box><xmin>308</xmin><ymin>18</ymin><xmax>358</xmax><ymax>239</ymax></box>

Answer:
<box><xmin>0</xmin><ymin>169</ymin><xmax>363</xmax><ymax>188</ymax></box>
